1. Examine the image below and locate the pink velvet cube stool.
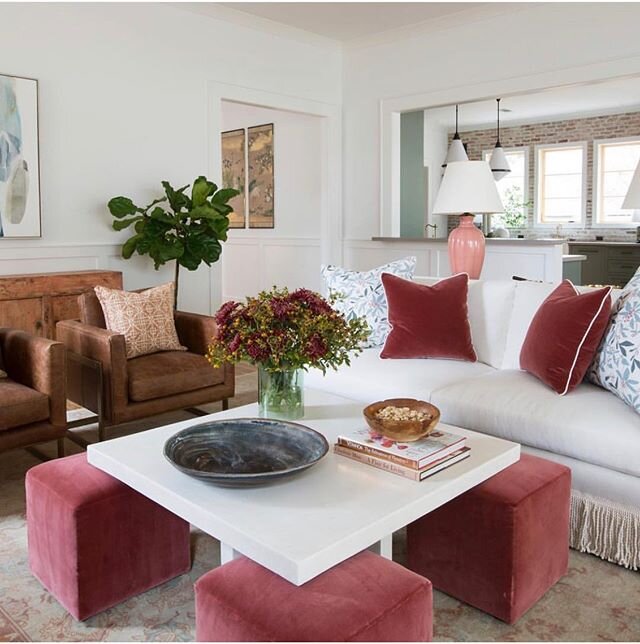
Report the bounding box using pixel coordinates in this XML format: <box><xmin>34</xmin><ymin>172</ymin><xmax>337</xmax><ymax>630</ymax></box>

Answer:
<box><xmin>195</xmin><ymin>550</ymin><xmax>433</xmax><ymax>642</ymax></box>
<box><xmin>407</xmin><ymin>454</ymin><xmax>571</xmax><ymax>624</ymax></box>
<box><xmin>26</xmin><ymin>453</ymin><xmax>191</xmax><ymax>620</ymax></box>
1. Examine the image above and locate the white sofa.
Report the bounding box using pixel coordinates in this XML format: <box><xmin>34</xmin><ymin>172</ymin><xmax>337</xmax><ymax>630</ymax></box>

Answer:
<box><xmin>307</xmin><ymin>277</ymin><xmax>640</xmax><ymax>570</ymax></box>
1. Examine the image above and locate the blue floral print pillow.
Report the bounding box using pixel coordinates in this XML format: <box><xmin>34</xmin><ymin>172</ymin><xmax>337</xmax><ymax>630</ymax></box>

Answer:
<box><xmin>321</xmin><ymin>257</ymin><xmax>417</xmax><ymax>348</ymax></box>
<box><xmin>588</xmin><ymin>267</ymin><xmax>640</xmax><ymax>414</ymax></box>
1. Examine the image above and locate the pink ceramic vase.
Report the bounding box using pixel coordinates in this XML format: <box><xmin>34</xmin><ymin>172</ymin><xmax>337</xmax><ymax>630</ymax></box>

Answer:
<box><xmin>448</xmin><ymin>214</ymin><xmax>486</xmax><ymax>279</ymax></box>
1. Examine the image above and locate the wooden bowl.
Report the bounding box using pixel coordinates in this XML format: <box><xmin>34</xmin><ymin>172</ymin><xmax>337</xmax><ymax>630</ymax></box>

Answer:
<box><xmin>363</xmin><ymin>398</ymin><xmax>440</xmax><ymax>442</ymax></box>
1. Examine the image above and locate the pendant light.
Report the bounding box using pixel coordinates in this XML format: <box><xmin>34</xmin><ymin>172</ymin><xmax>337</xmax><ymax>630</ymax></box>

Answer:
<box><xmin>490</xmin><ymin>98</ymin><xmax>510</xmax><ymax>181</ymax></box>
<box><xmin>442</xmin><ymin>104</ymin><xmax>468</xmax><ymax>168</ymax></box>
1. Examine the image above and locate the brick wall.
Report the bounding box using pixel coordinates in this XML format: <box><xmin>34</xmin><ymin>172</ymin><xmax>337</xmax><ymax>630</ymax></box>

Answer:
<box><xmin>447</xmin><ymin>110</ymin><xmax>640</xmax><ymax>240</ymax></box>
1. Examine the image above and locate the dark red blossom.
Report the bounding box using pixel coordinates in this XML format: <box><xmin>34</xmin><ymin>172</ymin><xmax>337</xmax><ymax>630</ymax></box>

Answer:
<box><xmin>215</xmin><ymin>301</ymin><xmax>240</xmax><ymax>327</ymax></box>
<box><xmin>305</xmin><ymin>333</ymin><xmax>327</xmax><ymax>360</ymax></box>
<box><xmin>270</xmin><ymin>297</ymin><xmax>294</xmax><ymax>320</ymax></box>
<box><xmin>290</xmin><ymin>288</ymin><xmax>334</xmax><ymax>315</ymax></box>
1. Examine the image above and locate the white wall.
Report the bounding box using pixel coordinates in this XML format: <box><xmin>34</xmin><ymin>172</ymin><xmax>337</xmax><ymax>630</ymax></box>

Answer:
<box><xmin>342</xmin><ymin>3</ymin><xmax>640</xmax><ymax>251</ymax></box>
<box><xmin>0</xmin><ymin>2</ymin><xmax>341</xmax><ymax>311</ymax></box>
<box><xmin>220</xmin><ymin>101</ymin><xmax>324</xmax><ymax>300</ymax></box>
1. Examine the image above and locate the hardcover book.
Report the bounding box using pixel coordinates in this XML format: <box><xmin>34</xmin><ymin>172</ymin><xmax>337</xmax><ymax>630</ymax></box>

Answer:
<box><xmin>337</xmin><ymin>426</ymin><xmax>466</xmax><ymax>470</ymax></box>
<box><xmin>334</xmin><ymin>445</ymin><xmax>471</xmax><ymax>481</ymax></box>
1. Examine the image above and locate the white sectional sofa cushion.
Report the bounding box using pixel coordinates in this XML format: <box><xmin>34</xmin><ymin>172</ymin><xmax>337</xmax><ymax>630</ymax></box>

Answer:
<box><xmin>430</xmin><ymin>369</ymin><xmax>640</xmax><ymax>479</ymax></box>
<box><xmin>305</xmin><ymin>349</ymin><xmax>495</xmax><ymax>403</ymax></box>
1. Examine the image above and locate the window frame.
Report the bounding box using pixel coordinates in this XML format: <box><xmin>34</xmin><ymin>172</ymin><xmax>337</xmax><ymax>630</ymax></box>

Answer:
<box><xmin>534</xmin><ymin>141</ymin><xmax>588</xmax><ymax>229</ymax></box>
<box><xmin>482</xmin><ymin>146</ymin><xmax>530</xmax><ymax>223</ymax></box>
<box><xmin>593</xmin><ymin>136</ymin><xmax>640</xmax><ymax>228</ymax></box>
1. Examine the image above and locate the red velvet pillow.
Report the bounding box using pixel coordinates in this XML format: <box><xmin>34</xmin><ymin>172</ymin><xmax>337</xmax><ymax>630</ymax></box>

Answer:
<box><xmin>520</xmin><ymin>281</ymin><xmax>612</xmax><ymax>395</ymax></box>
<box><xmin>380</xmin><ymin>273</ymin><xmax>477</xmax><ymax>362</ymax></box>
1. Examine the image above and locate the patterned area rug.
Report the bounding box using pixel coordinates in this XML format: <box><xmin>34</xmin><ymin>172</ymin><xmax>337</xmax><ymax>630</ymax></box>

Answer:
<box><xmin>1</xmin><ymin>369</ymin><xmax>639</xmax><ymax>641</ymax></box>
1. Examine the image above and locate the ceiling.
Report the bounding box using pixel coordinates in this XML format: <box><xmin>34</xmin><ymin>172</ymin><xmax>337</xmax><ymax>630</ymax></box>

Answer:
<box><xmin>213</xmin><ymin>2</ymin><xmax>492</xmax><ymax>42</ymax></box>
<box><xmin>424</xmin><ymin>75</ymin><xmax>640</xmax><ymax>131</ymax></box>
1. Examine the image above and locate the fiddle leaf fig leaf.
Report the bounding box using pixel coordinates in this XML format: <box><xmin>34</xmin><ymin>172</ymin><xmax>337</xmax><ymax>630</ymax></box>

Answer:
<box><xmin>112</xmin><ymin>216</ymin><xmax>142</xmax><ymax>231</ymax></box>
<box><xmin>108</xmin><ymin>197</ymin><xmax>139</xmax><ymax>218</ymax></box>
<box><xmin>192</xmin><ymin>176</ymin><xmax>216</xmax><ymax>207</ymax></box>
<box><xmin>121</xmin><ymin>235</ymin><xmax>140</xmax><ymax>259</ymax></box>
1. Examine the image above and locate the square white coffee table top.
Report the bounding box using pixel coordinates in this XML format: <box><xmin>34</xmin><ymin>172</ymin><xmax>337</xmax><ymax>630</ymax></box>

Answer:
<box><xmin>88</xmin><ymin>388</ymin><xmax>519</xmax><ymax>585</ymax></box>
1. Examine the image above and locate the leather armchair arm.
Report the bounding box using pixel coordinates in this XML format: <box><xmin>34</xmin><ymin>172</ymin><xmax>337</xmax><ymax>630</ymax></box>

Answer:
<box><xmin>56</xmin><ymin>320</ymin><xmax>128</xmax><ymax>422</ymax></box>
<box><xmin>174</xmin><ymin>310</ymin><xmax>217</xmax><ymax>356</ymax></box>
<box><xmin>0</xmin><ymin>328</ymin><xmax>66</xmax><ymax>427</ymax></box>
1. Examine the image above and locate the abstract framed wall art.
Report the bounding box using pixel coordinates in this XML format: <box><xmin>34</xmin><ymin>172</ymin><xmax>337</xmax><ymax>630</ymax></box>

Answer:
<box><xmin>0</xmin><ymin>73</ymin><xmax>41</xmax><ymax>238</ymax></box>
<box><xmin>248</xmin><ymin>123</ymin><xmax>274</xmax><ymax>229</ymax></box>
<box><xmin>221</xmin><ymin>128</ymin><xmax>246</xmax><ymax>229</ymax></box>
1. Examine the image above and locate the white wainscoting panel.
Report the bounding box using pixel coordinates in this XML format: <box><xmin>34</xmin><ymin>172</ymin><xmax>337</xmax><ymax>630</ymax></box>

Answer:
<box><xmin>222</xmin><ymin>237</ymin><xmax>322</xmax><ymax>301</ymax></box>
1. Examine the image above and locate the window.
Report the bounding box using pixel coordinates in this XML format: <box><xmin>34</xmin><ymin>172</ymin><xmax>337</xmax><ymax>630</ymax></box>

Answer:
<box><xmin>595</xmin><ymin>138</ymin><xmax>640</xmax><ymax>225</ymax></box>
<box><xmin>535</xmin><ymin>143</ymin><xmax>586</xmax><ymax>226</ymax></box>
<box><xmin>482</xmin><ymin>147</ymin><xmax>529</xmax><ymax>228</ymax></box>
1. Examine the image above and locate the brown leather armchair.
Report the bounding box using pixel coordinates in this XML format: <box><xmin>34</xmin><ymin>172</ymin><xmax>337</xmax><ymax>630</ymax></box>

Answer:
<box><xmin>0</xmin><ymin>328</ymin><xmax>66</xmax><ymax>455</ymax></box>
<box><xmin>56</xmin><ymin>290</ymin><xmax>234</xmax><ymax>441</ymax></box>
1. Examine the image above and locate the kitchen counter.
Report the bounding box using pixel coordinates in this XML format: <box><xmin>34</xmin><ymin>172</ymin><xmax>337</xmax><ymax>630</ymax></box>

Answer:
<box><xmin>371</xmin><ymin>237</ymin><xmax>565</xmax><ymax>246</ymax></box>
<box><xmin>567</xmin><ymin>241</ymin><xmax>640</xmax><ymax>247</ymax></box>
<box><xmin>563</xmin><ymin>254</ymin><xmax>587</xmax><ymax>262</ymax></box>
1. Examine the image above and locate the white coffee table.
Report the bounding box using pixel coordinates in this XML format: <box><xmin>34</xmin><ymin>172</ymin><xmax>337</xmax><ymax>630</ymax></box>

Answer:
<box><xmin>88</xmin><ymin>388</ymin><xmax>519</xmax><ymax>586</ymax></box>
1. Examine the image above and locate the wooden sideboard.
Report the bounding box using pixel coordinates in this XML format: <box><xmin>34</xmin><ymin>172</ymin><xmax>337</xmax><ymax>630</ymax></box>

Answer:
<box><xmin>0</xmin><ymin>270</ymin><xmax>123</xmax><ymax>339</ymax></box>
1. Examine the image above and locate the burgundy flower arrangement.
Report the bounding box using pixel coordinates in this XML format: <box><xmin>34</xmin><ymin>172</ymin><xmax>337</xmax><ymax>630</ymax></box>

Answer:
<box><xmin>207</xmin><ymin>286</ymin><xmax>368</xmax><ymax>374</ymax></box>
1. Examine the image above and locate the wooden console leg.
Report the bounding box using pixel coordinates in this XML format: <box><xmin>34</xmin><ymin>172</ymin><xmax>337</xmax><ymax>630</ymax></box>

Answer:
<box><xmin>57</xmin><ymin>438</ymin><xmax>65</xmax><ymax>458</ymax></box>
<box><xmin>222</xmin><ymin>398</ymin><xmax>229</xmax><ymax>411</ymax></box>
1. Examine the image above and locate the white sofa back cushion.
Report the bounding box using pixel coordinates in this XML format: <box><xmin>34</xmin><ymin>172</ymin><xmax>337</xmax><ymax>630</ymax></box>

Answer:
<box><xmin>414</xmin><ymin>276</ymin><xmax>516</xmax><ymax>368</ymax></box>
<box><xmin>501</xmin><ymin>281</ymin><xmax>557</xmax><ymax>370</ymax></box>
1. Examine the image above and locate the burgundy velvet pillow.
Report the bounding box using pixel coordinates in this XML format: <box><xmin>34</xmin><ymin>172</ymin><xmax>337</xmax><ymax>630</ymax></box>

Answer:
<box><xmin>520</xmin><ymin>280</ymin><xmax>612</xmax><ymax>395</ymax></box>
<box><xmin>380</xmin><ymin>273</ymin><xmax>477</xmax><ymax>362</ymax></box>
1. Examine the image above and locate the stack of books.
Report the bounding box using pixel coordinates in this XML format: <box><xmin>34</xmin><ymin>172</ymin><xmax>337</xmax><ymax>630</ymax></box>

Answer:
<box><xmin>334</xmin><ymin>426</ymin><xmax>470</xmax><ymax>481</ymax></box>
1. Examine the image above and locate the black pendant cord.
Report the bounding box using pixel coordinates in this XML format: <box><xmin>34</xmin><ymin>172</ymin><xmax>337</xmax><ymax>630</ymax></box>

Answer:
<box><xmin>496</xmin><ymin>98</ymin><xmax>502</xmax><ymax>147</ymax></box>
<box><xmin>453</xmin><ymin>104</ymin><xmax>461</xmax><ymax>140</ymax></box>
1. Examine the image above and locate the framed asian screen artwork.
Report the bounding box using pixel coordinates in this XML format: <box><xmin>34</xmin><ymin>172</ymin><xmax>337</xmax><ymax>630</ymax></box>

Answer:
<box><xmin>221</xmin><ymin>128</ymin><xmax>246</xmax><ymax>229</ymax></box>
<box><xmin>0</xmin><ymin>73</ymin><xmax>41</xmax><ymax>238</ymax></box>
<box><xmin>248</xmin><ymin>123</ymin><xmax>274</xmax><ymax>229</ymax></box>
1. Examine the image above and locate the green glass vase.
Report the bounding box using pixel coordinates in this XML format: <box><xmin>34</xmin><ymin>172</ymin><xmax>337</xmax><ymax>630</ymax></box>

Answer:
<box><xmin>258</xmin><ymin>365</ymin><xmax>304</xmax><ymax>420</ymax></box>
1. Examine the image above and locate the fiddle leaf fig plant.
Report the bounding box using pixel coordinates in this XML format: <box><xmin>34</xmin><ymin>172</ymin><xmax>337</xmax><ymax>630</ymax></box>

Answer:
<box><xmin>107</xmin><ymin>177</ymin><xmax>239</xmax><ymax>307</ymax></box>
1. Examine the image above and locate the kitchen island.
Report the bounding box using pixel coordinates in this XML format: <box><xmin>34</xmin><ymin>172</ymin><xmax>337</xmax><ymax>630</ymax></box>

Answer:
<box><xmin>351</xmin><ymin>237</ymin><xmax>567</xmax><ymax>282</ymax></box>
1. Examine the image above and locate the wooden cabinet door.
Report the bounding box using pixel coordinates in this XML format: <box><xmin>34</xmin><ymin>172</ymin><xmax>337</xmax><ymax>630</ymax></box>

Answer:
<box><xmin>568</xmin><ymin>246</ymin><xmax>607</xmax><ymax>285</ymax></box>
<box><xmin>0</xmin><ymin>298</ymin><xmax>45</xmax><ymax>336</ymax></box>
<box><xmin>50</xmin><ymin>294</ymin><xmax>83</xmax><ymax>338</ymax></box>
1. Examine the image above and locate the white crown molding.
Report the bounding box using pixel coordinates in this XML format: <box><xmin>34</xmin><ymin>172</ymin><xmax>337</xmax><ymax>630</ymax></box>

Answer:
<box><xmin>168</xmin><ymin>2</ymin><xmax>342</xmax><ymax>52</ymax></box>
<box><xmin>343</xmin><ymin>3</ymin><xmax>533</xmax><ymax>51</ymax></box>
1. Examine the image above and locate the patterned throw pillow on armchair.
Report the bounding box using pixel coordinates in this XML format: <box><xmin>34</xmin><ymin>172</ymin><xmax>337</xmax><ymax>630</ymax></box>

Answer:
<box><xmin>589</xmin><ymin>267</ymin><xmax>640</xmax><ymax>414</ymax></box>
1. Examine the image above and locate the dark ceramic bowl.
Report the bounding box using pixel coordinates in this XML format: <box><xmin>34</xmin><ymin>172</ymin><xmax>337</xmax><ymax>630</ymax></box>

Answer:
<box><xmin>164</xmin><ymin>418</ymin><xmax>329</xmax><ymax>487</ymax></box>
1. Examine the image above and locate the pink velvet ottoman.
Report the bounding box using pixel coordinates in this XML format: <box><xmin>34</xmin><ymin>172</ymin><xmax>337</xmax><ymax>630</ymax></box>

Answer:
<box><xmin>26</xmin><ymin>453</ymin><xmax>191</xmax><ymax>620</ymax></box>
<box><xmin>195</xmin><ymin>550</ymin><xmax>433</xmax><ymax>642</ymax></box>
<box><xmin>407</xmin><ymin>454</ymin><xmax>571</xmax><ymax>624</ymax></box>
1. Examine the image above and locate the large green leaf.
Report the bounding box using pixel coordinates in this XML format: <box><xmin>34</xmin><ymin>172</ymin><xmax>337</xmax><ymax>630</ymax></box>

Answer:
<box><xmin>108</xmin><ymin>197</ymin><xmax>139</xmax><ymax>218</ymax></box>
<box><xmin>162</xmin><ymin>181</ymin><xmax>190</xmax><ymax>213</ymax></box>
<box><xmin>112</xmin><ymin>216</ymin><xmax>142</xmax><ymax>231</ymax></box>
<box><xmin>149</xmin><ymin>206</ymin><xmax>175</xmax><ymax>225</ymax></box>
<box><xmin>211</xmin><ymin>188</ymin><xmax>239</xmax><ymax>204</ymax></box>
<box><xmin>122</xmin><ymin>235</ymin><xmax>140</xmax><ymax>259</ymax></box>
<box><xmin>191</xmin><ymin>176</ymin><xmax>216</xmax><ymax>207</ymax></box>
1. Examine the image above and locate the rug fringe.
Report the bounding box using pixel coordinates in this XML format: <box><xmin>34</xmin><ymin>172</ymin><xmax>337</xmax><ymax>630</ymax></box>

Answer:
<box><xmin>570</xmin><ymin>490</ymin><xmax>640</xmax><ymax>570</ymax></box>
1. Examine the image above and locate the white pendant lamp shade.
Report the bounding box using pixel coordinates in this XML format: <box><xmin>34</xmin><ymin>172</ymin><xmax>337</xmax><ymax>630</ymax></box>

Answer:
<box><xmin>442</xmin><ymin>105</ymin><xmax>468</xmax><ymax>168</ymax></box>
<box><xmin>432</xmin><ymin>161</ymin><xmax>504</xmax><ymax>216</ymax></box>
<box><xmin>490</xmin><ymin>144</ymin><xmax>511</xmax><ymax>182</ymax></box>
<box><xmin>622</xmin><ymin>161</ymin><xmax>640</xmax><ymax>209</ymax></box>
<box><xmin>490</xmin><ymin>98</ymin><xmax>510</xmax><ymax>181</ymax></box>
